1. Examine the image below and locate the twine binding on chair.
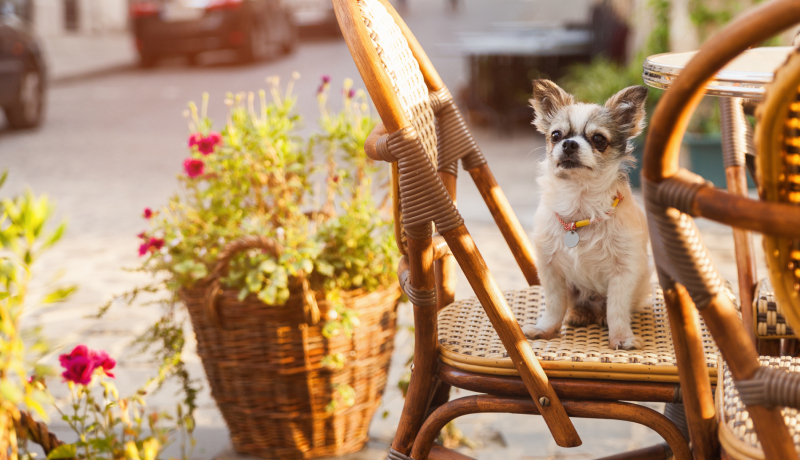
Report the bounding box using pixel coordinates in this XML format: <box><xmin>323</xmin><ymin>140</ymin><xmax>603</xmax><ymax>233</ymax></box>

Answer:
<box><xmin>429</xmin><ymin>86</ymin><xmax>487</xmax><ymax>177</ymax></box>
<box><xmin>644</xmin><ymin>176</ymin><xmax>723</xmax><ymax>309</ymax></box>
<box><xmin>398</xmin><ymin>268</ymin><xmax>437</xmax><ymax>307</ymax></box>
<box><xmin>720</xmin><ymin>98</ymin><xmax>749</xmax><ymax>168</ymax></box>
<box><xmin>381</xmin><ymin>125</ymin><xmax>464</xmax><ymax>239</ymax></box>
<box><xmin>736</xmin><ymin>365</ymin><xmax>800</xmax><ymax>409</ymax></box>
<box><xmin>387</xmin><ymin>448</ymin><xmax>413</xmax><ymax>460</ymax></box>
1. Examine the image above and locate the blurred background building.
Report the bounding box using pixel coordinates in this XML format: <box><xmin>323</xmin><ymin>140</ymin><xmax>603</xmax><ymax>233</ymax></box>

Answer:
<box><xmin>34</xmin><ymin>0</ymin><xmax>128</xmax><ymax>35</ymax></box>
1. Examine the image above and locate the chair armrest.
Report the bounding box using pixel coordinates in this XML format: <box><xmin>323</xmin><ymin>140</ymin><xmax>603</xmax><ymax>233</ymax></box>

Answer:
<box><xmin>364</xmin><ymin>122</ymin><xmax>388</xmax><ymax>161</ymax></box>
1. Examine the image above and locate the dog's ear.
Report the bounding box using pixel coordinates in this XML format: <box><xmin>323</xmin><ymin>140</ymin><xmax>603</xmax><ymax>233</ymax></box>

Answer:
<box><xmin>530</xmin><ymin>79</ymin><xmax>574</xmax><ymax>134</ymax></box>
<box><xmin>604</xmin><ymin>86</ymin><xmax>648</xmax><ymax>139</ymax></box>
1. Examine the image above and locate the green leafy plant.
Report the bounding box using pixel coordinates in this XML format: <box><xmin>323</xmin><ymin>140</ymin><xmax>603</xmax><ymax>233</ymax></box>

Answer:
<box><xmin>101</xmin><ymin>75</ymin><xmax>398</xmax><ymax>415</ymax></box>
<box><xmin>48</xmin><ymin>345</ymin><xmax>193</xmax><ymax>460</ymax></box>
<box><xmin>0</xmin><ymin>172</ymin><xmax>76</xmax><ymax>459</ymax></box>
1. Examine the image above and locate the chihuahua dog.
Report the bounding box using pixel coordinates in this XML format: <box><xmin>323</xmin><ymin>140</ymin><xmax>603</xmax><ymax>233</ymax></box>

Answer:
<box><xmin>521</xmin><ymin>80</ymin><xmax>651</xmax><ymax>350</ymax></box>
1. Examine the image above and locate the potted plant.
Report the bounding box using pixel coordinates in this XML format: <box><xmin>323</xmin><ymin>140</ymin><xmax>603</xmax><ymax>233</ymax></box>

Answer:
<box><xmin>110</xmin><ymin>76</ymin><xmax>402</xmax><ymax>459</ymax></box>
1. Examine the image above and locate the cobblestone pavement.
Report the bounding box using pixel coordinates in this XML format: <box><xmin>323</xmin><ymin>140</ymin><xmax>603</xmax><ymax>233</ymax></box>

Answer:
<box><xmin>1</xmin><ymin>0</ymin><xmax>762</xmax><ymax>459</ymax></box>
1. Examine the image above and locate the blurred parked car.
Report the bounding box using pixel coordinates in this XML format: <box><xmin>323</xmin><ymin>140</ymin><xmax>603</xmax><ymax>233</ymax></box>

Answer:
<box><xmin>283</xmin><ymin>0</ymin><xmax>337</xmax><ymax>32</ymax></box>
<box><xmin>0</xmin><ymin>0</ymin><xmax>46</xmax><ymax>129</ymax></box>
<box><xmin>130</xmin><ymin>0</ymin><xmax>297</xmax><ymax>67</ymax></box>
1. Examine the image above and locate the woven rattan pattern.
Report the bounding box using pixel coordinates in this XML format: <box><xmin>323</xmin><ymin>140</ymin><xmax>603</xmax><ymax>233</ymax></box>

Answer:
<box><xmin>754</xmin><ymin>278</ymin><xmax>796</xmax><ymax>338</ymax></box>
<box><xmin>719</xmin><ymin>356</ymin><xmax>800</xmax><ymax>455</ymax></box>
<box><xmin>182</xmin><ymin>285</ymin><xmax>401</xmax><ymax>459</ymax></box>
<box><xmin>357</xmin><ymin>0</ymin><xmax>437</xmax><ymax>165</ymax></box>
<box><xmin>439</xmin><ymin>284</ymin><xmax>719</xmax><ymax>380</ymax></box>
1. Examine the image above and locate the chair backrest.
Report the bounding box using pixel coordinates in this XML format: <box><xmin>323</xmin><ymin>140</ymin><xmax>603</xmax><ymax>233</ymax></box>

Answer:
<box><xmin>755</xmin><ymin>47</ymin><xmax>800</xmax><ymax>333</ymax></box>
<box><xmin>643</xmin><ymin>0</ymin><xmax>800</xmax><ymax>457</ymax></box>
<box><xmin>357</xmin><ymin>0</ymin><xmax>438</xmax><ymax>164</ymax></box>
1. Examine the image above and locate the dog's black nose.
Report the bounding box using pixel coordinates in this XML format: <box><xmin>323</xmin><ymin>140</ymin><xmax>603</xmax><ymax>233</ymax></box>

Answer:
<box><xmin>562</xmin><ymin>139</ymin><xmax>579</xmax><ymax>156</ymax></box>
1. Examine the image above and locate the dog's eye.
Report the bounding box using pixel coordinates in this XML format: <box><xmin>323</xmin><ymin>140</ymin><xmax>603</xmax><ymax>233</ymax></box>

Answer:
<box><xmin>551</xmin><ymin>131</ymin><xmax>563</xmax><ymax>143</ymax></box>
<box><xmin>591</xmin><ymin>134</ymin><xmax>608</xmax><ymax>150</ymax></box>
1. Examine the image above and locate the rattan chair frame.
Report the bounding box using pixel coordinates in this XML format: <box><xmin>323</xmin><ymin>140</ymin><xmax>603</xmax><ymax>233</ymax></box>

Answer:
<box><xmin>643</xmin><ymin>1</ymin><xmax>800</xmax><ymax>459</ymax></box>
<box><xmin>333</xmin><ymin>1</ymin><xmax>696</xmax><ymax>459</ymax></box>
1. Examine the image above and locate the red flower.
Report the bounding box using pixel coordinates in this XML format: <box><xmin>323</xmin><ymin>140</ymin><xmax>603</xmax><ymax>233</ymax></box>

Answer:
<box><xmin>188</xmin><ymin>133</ymin><xmax>202</xmax><ymax>148</ymax></box>
<box><xmin>149</xmin><ymin>238</ymin><xmax>164</xmax><ymax>251</ymax></box>
<box><xmin>59</xmin><ymin>345</ymin><xmax>116</xmax><ymax>384</ymax></box>
<box><xmin>184</xmin><ymin>158</ymin><xmax>205</xmax><ymax>178</ymax></box>
<box><xmin>143</xmin><ymin>208</ymin><xmax>153</xmax><ymax>219</ymax></box>
<box><xmin>197</xmin><ymin>132</ymin><xmax>222</xmax><ymax>155</ymax></box>
<box><xmin>137</xmin><ymin>232</ymin><xmax>147</xmax><ymax>240</ymax></box>
<box><xmin>93</xmin><ymin>350</ymin><xmax>116</xmax><ymax>378</ymax></box>
<box><xmin>138</xmin><ymin>236</ymin><xmax>164</xmax><ymax>256</ymax></box>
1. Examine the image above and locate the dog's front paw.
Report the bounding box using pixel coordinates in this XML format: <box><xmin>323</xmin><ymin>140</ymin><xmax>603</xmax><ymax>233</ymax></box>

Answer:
<box><xmin>522</xmin><ymin>324</ymin><xmax>560</xmax><ymax>340</ymax></box>
<box><xmin>609</xmin><ymin>335</ymin><xmax>643</xmax><ymax>350</ymax></box>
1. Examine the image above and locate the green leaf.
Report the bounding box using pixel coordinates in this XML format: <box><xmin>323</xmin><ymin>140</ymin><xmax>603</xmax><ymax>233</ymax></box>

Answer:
<box><xmin>42</xmin><ymin>222</ymin><xmax>66</xmax><ymax>249</ymax></box>
<box><xmin>0</xmin><ymin>380</ymin><xmax>23</xmax><ymax>403</ymax></box>
<box><xmin>42</xmin><ymin>285</ymin><xmax>77</xmax><ymax>304</ymax></box>
<box><xmin>259</xmin><ymin>259</ymin><xmax>277</xmax><ymax>274</ymax></box>
<box><xmin>48</xmin><ymin>444</ymin><xmax>77</xmax><ymax>459</ymax></box>
<box><xmin>0</xmin><ymin>170</ymin><xmax>7</xmax><ymax>189</ymax></box>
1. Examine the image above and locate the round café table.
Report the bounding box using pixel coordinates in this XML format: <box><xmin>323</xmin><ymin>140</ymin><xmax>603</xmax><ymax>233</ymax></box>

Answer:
<box><xmin>642</xmin><ymin>46</ymin><xmax>796</xmax><ymax>350</ymax></box>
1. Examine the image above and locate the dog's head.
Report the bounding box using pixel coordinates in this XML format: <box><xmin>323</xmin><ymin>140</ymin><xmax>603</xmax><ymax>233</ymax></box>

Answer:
<box><xmin>530</xmin><ymin>79</ymin><xmax>648</xmax><ymax>182</ymax></box>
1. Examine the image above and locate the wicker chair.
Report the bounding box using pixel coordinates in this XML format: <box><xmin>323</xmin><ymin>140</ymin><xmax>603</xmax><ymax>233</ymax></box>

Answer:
<box><xmin>333</xmin><ymin>1</ymin><xmax>712</xmax><ymax>459</ymax></box>
<box><xmin>642</xmin><ymin>1</ymin><xmax>800</xmax><ymax>458</ymax></box>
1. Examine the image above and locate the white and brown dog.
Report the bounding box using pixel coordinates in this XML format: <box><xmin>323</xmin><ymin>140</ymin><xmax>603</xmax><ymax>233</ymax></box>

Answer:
<box><xmin>521</xmin><ymin>79</ymin><xmax>651</xmax><ymax>350</ymax></box>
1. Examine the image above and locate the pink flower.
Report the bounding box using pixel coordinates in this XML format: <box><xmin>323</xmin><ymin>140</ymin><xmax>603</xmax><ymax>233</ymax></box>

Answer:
<box><xmin>138</xmin><ymin>236</ymin><xmax>164</xmax><ymax>256</ymax></box>
<box><xmin>149</xmin><ymin>238</ymin><xmax>164</xmax><ymax>251</ymax></box>
<box><xmin>59</xmin><ymin>345</ymin><xmax>95</xmax><ymax>385</ymax></box>
<box><xmin>196</xmin><ymin>132</ymin><xmax>222</xmax><ymax>155</ymax></box>
<box><xmin>93</xmin><ymin>350</ymin><xmax>116</xmax><ymax>378</ymax></box>
<box><xmin>137</xmin><ymin>232</ymin><xmax>147</xmax><ymax>240</ymax></box>
<box><xmin>321</xmin><ymin>74</ymin><xmax>331</xmax><ymax>84</ymax></box>
<box><xmin>143</xmin><ymin>208</ymin><xmax>153</xmax><ymax>219</ymax></box>
<box><xmin>348</xmin><ymin>89</ymin><xmax>356</xmax><ymax>99</ymax></box>
<box><xmin>188</xmin><ymin>133</ymin><xmax>202</xmax><ymax>148</ymax></box>
<box><xmin>184</xmin><ymin>158</ymin><xmax>205</xmax><ymax>178</ymax></box>
<box><xmin>59</xmin><ymin>345</ymin><xmax>116</xmax><ymax>384</ymax></box>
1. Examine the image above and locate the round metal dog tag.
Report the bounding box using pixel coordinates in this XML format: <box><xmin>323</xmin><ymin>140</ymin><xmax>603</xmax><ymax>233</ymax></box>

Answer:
<box><xmin>564</xmin><ymin>231</ymin><xmax>580</xmax><ymax>248</ymax></box>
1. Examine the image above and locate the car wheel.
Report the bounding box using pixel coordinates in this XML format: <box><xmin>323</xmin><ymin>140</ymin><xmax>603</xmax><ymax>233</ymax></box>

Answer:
<box><xmin>4</xmin><ymin>63</ymin><xmax>44</xmax><ymax>130</ymax></box>
<box><xmin>240</xmin><ymin>20</ymin><xmax>270</xmax><ymax>63</ymax></box>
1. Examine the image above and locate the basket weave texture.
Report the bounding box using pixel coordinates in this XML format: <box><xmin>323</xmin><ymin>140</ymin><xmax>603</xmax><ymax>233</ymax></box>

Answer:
<box><xmin>181</xmin><ymin>283</ymin><xmax>401</xmax><ymax>459</ymax></box>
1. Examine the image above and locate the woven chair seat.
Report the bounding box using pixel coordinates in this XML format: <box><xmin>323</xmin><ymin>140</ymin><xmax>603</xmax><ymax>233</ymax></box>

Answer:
<box><xmin>717</xmin><ymin>356</ymin><xmax>800</xmax><ymax>459</ymax></box>
<box><xmin>438</xmin><ymin>284</ymin><xmax>720</xmax><ymax>383</ymax></box>
<box><xmin>754</xmin><ymin>278</ymin><xmax>796</xmax><ymax>339</ymax></box>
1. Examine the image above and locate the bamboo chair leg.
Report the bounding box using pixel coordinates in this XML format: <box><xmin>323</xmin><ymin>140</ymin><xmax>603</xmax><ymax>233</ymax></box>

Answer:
<box><xmin>392</xmin><ymin>236</ymin><xmax>440</xmax><ymax>454</ymax></box>
<box><xmin>440</xmin><ymin>224</ymin><xmax>581</xmax><ymax>448</ymax></box>
<box><xmin>720</xmin><ymin>97</ymin><xmax>757</xmax><ymax>345</ymax></box>
<box><xmin>661</xmin><ymin>283</ymin><xmax>719</xmax><ymax>460</ymax></box>
<box><xmin>698</xmin><ymin>290</ymin><xmax>796</xmax><ymax>459</ymax></box>
<box><xmin>410</xmin><ymin>396</ymin><xmax>690</xmax><ymax>460</ymax></box>
<box><xmin>468</xmin><ymin>164</ymin><xmax>540</xmax><ymax>286</ymax></box>
<box><xmin>436</xmin><ymin>171</ymin><xmax>458</xmax><ymax>312</ymax></box>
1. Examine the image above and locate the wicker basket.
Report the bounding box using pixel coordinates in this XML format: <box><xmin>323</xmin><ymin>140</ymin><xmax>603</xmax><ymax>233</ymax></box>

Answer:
<box><xmin>180</xmin><ymin>236</ymin><xmax>402</xmax><ymax>459</ymax></box>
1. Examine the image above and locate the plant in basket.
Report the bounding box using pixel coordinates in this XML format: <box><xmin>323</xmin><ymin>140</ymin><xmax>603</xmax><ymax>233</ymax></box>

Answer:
<box><xmin>104</xmin><ymin>75</ymin><xmax>402</xmax><ymax>459</ymax></box>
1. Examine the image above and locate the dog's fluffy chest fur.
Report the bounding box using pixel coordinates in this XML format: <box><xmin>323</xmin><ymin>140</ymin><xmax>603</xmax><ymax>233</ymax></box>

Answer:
<box><xmin>533</xmin><ymin>185</ymin><xmax>648</xmax><ymax>298</ymax></box>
